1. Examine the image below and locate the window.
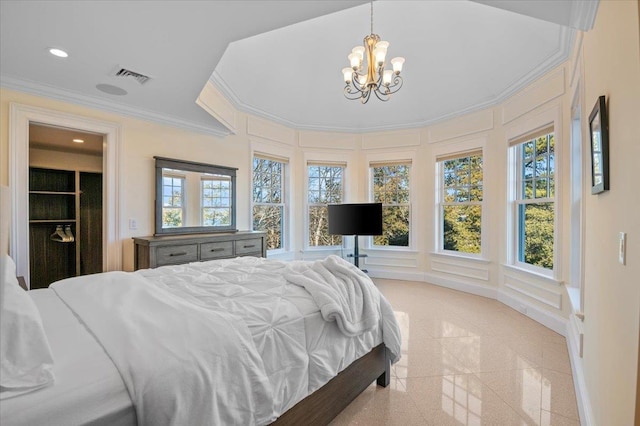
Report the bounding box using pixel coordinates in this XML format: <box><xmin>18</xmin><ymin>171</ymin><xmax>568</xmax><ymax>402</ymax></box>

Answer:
<box><xmin>513</xmin><ymin>131</ymin><xmax>555</xmax><ymax>270</ymax></box>
<box><xmin>438</xmin><ymin>152</ymin><xmax>483</xmax><ymax>254</ymax></box>
<box><xmin>308</xmin><ymin>163</ymin><xmax>344</xmax><ymax>247</ymax></box>
<box><xmin>201</xmin><ymin>175</ymin><xmax>232</xmax><ymax>226</ymax></box>
<box><xmin>371</xmin><ymin>162</ymin><xmax>410</xmax><ymax>247</ymax></box>
<box><xmin>161</xmin><ymin>173</ymin><xmax>184</xmax><ymax>227</ymax></box>
<box><xmin>252</xmin><ymin>156</ymin><xmax>286</xmax><ymax>251</ymax></box>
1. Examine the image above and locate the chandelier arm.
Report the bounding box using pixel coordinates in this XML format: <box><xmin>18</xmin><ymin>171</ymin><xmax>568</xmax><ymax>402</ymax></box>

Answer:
<box><xmin>385</xmin><ymin>75</ymin><xmax>404</xmax><ymax>94</ymax></box>
<box><xmin>373</xmin><ymin>87</ymin><xmax>391</xmax><ymax>102</ymax></box>
<box><xmin>361</xmin><ymin>88</ymin><xmax>373</xmax><ymax>104</ymax></box>
<box><xmin>344</xmin><ymin>85</ymin><xmax>365</xmax><ymax>101</ymax></box>
<box><xmin>351</xmin><ymin>73</ymin><xmax>366</xmax><ymax>91</ymax></box>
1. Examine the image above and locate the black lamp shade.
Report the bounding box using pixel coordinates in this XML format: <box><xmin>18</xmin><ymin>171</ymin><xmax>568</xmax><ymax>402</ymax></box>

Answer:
<box><xmin>328</xmin><ymin>203</ymin><xmax>383</xmax><ymax>236</ymax></box>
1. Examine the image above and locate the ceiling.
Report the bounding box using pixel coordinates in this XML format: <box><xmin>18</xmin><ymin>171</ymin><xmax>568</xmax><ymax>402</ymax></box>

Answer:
<box><xmin>0</xmin><ymin>1</ymin><xmax>598</xmax><ymax>136</ymax></box>
<box><xmin>29</xmin><ymin>124</ymin><xmax>104</xmax><ymax>156</ymax></box>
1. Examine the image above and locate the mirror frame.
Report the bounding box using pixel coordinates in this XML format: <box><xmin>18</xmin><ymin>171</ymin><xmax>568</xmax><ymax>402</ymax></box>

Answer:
<box><xmin>154</xmin><ymin>156</ymin><xmax>238</xmax><ymax>235</ymax></box>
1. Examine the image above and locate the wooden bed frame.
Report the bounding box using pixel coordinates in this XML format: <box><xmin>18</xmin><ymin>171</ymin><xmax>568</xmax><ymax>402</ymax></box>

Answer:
<box><xmin>272</xmin><ymin>343</ymin><xmax>390</xmax><ymax>425</ymax></box>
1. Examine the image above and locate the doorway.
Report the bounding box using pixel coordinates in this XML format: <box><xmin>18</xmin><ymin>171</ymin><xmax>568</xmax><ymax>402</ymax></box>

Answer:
<box><xmin>28</xmin><ymin>123</ymin><xmax>104</xmax><ymax>288</ymax></box>
<box><xmin>9</xmin><ymin>103</ymin><xmax>121</xmax><ymax>287</ymax></box>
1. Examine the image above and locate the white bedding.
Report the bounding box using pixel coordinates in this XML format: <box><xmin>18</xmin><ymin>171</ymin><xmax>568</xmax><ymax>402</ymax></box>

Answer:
<box><xmin>1</xmin><ymin>256</ymin><xmax>401</xmax><ymax>426</ymax></box>
<box><xmin>0</xmin><ymin>289</ymin><xmax>135</xmax><ymax>426</ymax></box>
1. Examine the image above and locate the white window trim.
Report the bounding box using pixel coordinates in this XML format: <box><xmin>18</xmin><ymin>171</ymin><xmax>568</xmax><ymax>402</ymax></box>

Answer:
<box><xmin>200</xmin><ymin>176</ymin><xmax>232</xmax><ymax>227</ymax></box>
<box><xmin>162</xmin><ymin>174</ymin><xmax>186</xmax><ymax>227</ymax></box>
<box><xmin>432</xmin><ymin>137</ymin><xmax>488</xmax><ymax>260</ymax></box>
<box><xmin>250</xmin><ymin>139</ymin><xmax>292</xmax><ymax>255</ymax></box>
<box><xmin>366</xmin><ymin>150</ymin><xmax>416</xmax><ymax>251</ymax></box>
<box><xmin>506</xmin><ymin>105</ymin><xmax>562</xmax><ymax>279</ymax></box>
<box><xmin>304</xmin><ymin>151</ymin><xmax>353</xmax><ymax>251</ymax></box>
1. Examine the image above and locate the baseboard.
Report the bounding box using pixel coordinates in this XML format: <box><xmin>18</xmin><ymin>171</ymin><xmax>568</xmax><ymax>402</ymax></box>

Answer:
<box><xmin>566</xmin><ymin>315</ymin><xmax>595</xmax><ymax>426</ymax></box>
<box><xmin>368</xmin><ymin>269</ymin><xmax>425</xmax><ymax>282</ymax></box>
<box><xmin>423</xmin><ymin>272</ymin><xmax>498</xmax><ymax>299</ymax></box>
<box><xmin>497</xmin><ymin>289</ymin><xmax>567</xmax><ymax>336</ymax></box>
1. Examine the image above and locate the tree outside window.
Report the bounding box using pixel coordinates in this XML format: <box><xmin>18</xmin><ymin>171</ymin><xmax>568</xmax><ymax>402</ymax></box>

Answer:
<box><xmin>439</xmin><ymin>153</ymin><xmax>483</xmax><ymax>254</ymax></box>
<box><xmin>252</xmin><ymin>157</ymin><xmax>285</xmax><ymax>250</ymax></box>
<box><xmin>201</xmin><ymin>175</ymin><xmax>232</xmax><ymax>226</ymax></box>
<box><xmin>516</xmin><ymin>133</ymin><xmax>555</xmax><ymax>270</ymax></box>
<box><xmin>371</xmin><ymin>163</ymin><xmax>410</xmax><ymax>247</ymax></box>
<box><xmin>162</xmin><ymin>174</ymin><xmax>184</xmax><ymax>227</ymax></box>
<box><xmin>308</xmin><ymin>164</ymin><xmax>343</xmax><ymax>247</ymax></box>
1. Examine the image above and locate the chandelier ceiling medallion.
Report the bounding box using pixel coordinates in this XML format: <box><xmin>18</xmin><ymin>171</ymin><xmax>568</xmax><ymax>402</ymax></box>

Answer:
<box><xmin>342</xmin><ymin>2</ymin><xmax>405</xmax><ymax>104</ymax></box>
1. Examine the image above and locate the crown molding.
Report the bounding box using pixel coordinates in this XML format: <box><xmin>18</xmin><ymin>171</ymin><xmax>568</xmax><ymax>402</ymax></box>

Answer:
<box><xmin>570</xmin><ymin>0</ymin><xmax>599</xmax><ymax>31</ymax></box>
<box><xmin>0</xmin><ymin>75</ymin><xmax>230</xmax><ymax>138</ymax></box>
<box><xmin>209</xmin><ymin>27</ymin><xmax>574</xmax><ymax>134</ymax></box>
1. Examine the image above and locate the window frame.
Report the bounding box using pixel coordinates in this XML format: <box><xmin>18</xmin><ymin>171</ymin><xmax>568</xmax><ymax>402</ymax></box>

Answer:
<box><xmin>369</xmin><ymin>161</ymin><xmax>412</xmax><ymax>250</ymax></box>
<box><xmin>505</xmin><ymin>105</ymin><xmax>562</xmax><ymax>280</ymax></box>
<box><xmin>161</xmin><ymin>172</ymin><xmax>185</xmax><ymax>228</ymax></box>
<box><xmin>512</xmin><ymin>132</ymin><xmax>556</xmax><ymax>275</ymax></box>
<box><xmin>251</xmin><ymin>153</ymin><xmax>288</xmax><ymax>254</ymax></box>
<box><xmin>200</xmin><ymin>174</ymin><xmax>233</xmax><ymax>227</ymax></box>
<box><xmin>436</xmin><ymin>150</ymin><xmax>485</xmax><ymax>258</ymax></box>
<box><xmin>305</xmin><ymin>162</ymin><xmax>346</xmax><ymax>250</ymax></box>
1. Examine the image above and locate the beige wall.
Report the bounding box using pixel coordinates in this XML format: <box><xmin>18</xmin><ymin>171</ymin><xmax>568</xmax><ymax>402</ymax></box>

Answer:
<box><xmin>0</xmin><ymin>89</ymin><xmax>251</xmax><ymax>271</ymax></box>
<box><xmin>578</xmin><ymin>1</ymin><xmax>640</xmax><ymax>424</ymax></box>
<box><xmin>1</xmin><ymin>2</ymin><xmax>639</xmax><ymax>420</ymax></box>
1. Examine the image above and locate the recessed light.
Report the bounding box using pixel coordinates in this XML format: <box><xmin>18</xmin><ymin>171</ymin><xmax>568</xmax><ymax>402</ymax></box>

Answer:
<box><xmin>72</xmin><ymin>139</ymin><xmax>84</xmax><ymax>144</ymax></box>
<box><xmin>49</xmin><ymin>48</ymin><xmax>69</xmax><ymax>58</ymax></box>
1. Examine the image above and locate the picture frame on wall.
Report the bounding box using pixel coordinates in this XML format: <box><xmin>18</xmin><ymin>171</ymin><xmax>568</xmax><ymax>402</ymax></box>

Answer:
<box><xmin>589</xmin><ymin>95</ymin><xmax>609</xmax><ymax>194</ymax></box>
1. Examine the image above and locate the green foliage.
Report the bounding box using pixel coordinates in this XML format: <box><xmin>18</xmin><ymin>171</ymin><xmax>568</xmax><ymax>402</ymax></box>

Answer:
<box><xmin>373</xmin><ymin>165</ymin><xmax>410</xmax><ymax>246</ymax></box>
<box><xmin>162</xmin><ymin>208</ymin><xmax>182</xmax><ymax>227</ymax></box>
<box><xmin>308</xmin><ymin>166</ymin><xmax>343</xmax><ymax>247</ymax></box>
<box><xmin>521</xmin><ymin>203</ymin><xmax>554</xmax><ymax>269</ymax></box>
<box><xmin>443</xmin><ymin>205</ymin><xmax>481</xmax><ymax>253</ymax></box>
<box><xmin>442</xmin><ymin>155</ymin><xmax>482</xmax><ymax>253</ymax></box>
<box><xmin>518</xmin><ymin>134</ymin><xmax>555</xmax><ymax>270</ymax></box>
<box><xmin>374</xmin><ymin>206</ymin><xmax>409</xmax><ymax>246</ymax></box>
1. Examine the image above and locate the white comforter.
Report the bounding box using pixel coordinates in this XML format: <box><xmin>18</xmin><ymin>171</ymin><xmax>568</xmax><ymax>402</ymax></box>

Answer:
<box><xmin>51</xmin><ymin>256</ymin><xmax>401</xmax><ymax>426</ymax></box>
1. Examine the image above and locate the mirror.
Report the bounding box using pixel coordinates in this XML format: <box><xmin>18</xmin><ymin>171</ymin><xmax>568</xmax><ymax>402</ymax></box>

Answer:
<box><xmin>155</xmin><ymin>157</ymin><xmax>237</xmax><ymax>235</ymax></box>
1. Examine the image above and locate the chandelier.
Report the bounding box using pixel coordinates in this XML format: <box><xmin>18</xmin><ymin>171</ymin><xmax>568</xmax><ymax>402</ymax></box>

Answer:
<box><xmin>342</xmin><ymin>2</ymin><xmax>405</xmax><ymax>104</ymax></box>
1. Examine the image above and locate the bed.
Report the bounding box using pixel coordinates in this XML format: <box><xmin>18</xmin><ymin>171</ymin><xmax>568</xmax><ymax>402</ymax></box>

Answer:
<box><xmin>0</xmin><ymin>252</ymin><xmax>401</xmax><ymax>426</ymax></box>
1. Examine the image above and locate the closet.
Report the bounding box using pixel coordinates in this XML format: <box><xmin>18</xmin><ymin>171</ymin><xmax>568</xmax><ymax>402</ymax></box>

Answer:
<box><xmin>28</xmin><ymin>124</ymin><xmax>104</xmax><ymax>289</ymax></box>
<box><xmin>29</xmin><ymin>168</ymin><xmax>102</xmax><ymax>288</ymax></box>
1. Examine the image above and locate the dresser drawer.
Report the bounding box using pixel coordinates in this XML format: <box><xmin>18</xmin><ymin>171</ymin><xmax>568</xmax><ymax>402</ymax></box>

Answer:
<box><xmin>235</xmin><ymin>238</ymin><xmax>263</xmax><ymax>255</ymax></box>
<box><xmin>200</xmin><ymin>241</ymin><xmax>234</xmax><ymax>260</ymax></box>
<box><xmin>155</xmin><ymin>244</ymin><xmax>198</xmax><ymax>265</ymax></box>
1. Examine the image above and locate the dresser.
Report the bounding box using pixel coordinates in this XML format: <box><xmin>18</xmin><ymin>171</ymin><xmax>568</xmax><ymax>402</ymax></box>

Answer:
<box><xmin>133</xmin><ymin>231</ymin><xmax>266</xmax><ymax>270</ymax></box>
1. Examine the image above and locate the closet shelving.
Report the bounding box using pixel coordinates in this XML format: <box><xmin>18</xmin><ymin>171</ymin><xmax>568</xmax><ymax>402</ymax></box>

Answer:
<box><xmin>29</xmin><ymin>167</ymin><xmax>102</xmax><ymax>289</ymax></box>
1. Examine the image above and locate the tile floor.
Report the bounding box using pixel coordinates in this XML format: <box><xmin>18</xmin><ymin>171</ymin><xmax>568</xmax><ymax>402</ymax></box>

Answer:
<box><xmin>330</xmin><ymin>279</ymin><xmax>580</xmax><ymax>426</ymax></box>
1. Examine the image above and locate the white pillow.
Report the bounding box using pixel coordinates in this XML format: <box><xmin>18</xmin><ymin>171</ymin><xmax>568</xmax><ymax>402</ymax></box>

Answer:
<box><xmin>0</xmin><ymin>254</ymin><xmax>55</xmax><ymax>397</ymax></box>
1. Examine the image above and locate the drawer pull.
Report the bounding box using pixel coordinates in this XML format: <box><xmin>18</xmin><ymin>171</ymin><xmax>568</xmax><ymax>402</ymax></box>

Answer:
<box><xmin>210</xmin><ymin>248</ymin><xmax>225</xmax><ymax>252</ymax></box>
<box><xmin>243</xmin><ymin>244</ymin><xmax>256</xmax><ymax>249</ymax></box>
<box><xmin>169</xmin><ymin>252</ymin><xmax>188</xmax><ymax>257</ymax></box>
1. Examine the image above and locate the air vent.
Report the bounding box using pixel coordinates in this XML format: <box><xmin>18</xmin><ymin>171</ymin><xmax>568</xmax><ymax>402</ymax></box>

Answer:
<box><xmin>113</xmin><ymin>67</ymin><xmax>151</xmax><ymax>85</ymax></box>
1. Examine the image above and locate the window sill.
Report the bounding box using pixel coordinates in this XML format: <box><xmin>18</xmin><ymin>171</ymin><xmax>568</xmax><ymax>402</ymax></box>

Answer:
<box><xmin>430</xmin><ymin>251</ymin><xmax>491</xmax><ymax>264</ymax></box>
<box><xmin>301</xmin><ymin>247</ymin><xmax>343</xmax><ymax>252</ymax></box>
<box><xmin>367</xmin><ymin>247</ymin><xmax>419</xmax><ymax>255</ymax></box>
<box><xmin>501</xmin><ymin>263</ymin><xmax>563</xmax><ymax>286</ymax></box>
